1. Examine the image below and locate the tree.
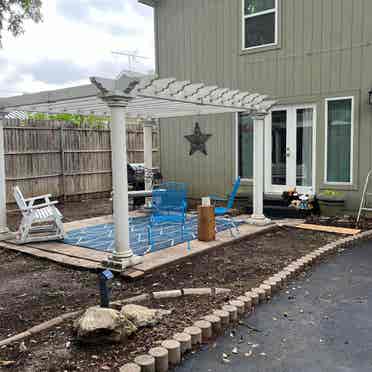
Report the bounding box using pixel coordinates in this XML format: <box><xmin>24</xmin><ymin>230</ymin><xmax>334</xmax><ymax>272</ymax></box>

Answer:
<box><xmin>0</xmin><ymin>0</ymin><xmax>42</xmax><ymax>46</ymax></box>
<box><xmin>28</xmin><ymin>112</ymin><xmax>109</xmax><ymax>129</ymax></box>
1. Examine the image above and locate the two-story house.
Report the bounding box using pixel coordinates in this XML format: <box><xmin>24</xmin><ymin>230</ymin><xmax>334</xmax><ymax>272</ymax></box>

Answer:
<box><xmin>140</xmin><ymin>0</ymin><xmax>372</xmax><ymax>212</ymax></box>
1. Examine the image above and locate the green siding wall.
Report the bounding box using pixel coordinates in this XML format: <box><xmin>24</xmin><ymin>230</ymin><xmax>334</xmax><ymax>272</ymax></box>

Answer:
<box><xmin>155</xmin><ymin>0</ymin><xmax>372</xmax><ymax>209</ymax></box>
<box><xmin>160</xmin><ymin>114</ymin><xmax>236</xmax><ymax>198</ymax></box>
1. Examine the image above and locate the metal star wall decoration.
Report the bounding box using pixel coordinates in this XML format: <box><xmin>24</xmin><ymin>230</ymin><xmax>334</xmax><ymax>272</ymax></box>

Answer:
<box><xmin>185</xmin><ymin>122</ymin><xmax>212</xmax><ymax>156</ymax></box>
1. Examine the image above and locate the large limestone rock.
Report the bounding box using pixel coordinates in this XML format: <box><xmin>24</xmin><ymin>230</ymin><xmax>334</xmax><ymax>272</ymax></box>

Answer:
<box><xmin>74</xmin><ymin>306</ymin><xmax>137</xmax><ymax>344</ymax></box>
<box><xmin>121</xmin><ymin>304</ymin><xmax>172</xmax><ymax>328</ymax></box>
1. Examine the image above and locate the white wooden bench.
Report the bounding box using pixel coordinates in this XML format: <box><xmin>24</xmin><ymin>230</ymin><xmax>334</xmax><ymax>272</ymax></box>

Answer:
<box><xmin>13</xmin><ymin>186</ymin><xmax>65</xmax><ymax>244</ymax></box>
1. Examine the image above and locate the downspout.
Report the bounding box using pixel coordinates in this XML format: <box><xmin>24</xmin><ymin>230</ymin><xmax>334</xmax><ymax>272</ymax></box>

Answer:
<box><xmin>154</xmin><ymin>5</ymin><xmax>160</xmax><ymax>77</ymax></box>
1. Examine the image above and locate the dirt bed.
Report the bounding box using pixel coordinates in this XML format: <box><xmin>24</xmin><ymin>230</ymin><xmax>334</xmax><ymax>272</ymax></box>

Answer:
<box><xmin>0</xmin><ymin>226</ymin><xmax>342</xmax><ymax>371</ymax></box>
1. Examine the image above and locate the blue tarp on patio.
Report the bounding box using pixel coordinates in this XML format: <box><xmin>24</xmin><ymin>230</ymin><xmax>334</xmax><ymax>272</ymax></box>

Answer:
<box><xmin>64</xmin><ymin>216</ymin><xmax>243</xmax><ymax>255</ymax></box>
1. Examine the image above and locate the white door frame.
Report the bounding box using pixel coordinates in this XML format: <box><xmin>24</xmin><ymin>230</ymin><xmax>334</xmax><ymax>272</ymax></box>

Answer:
<box><xmin>264</xmin><ymin>104</ymin><xmax>317</xmax><ymax>195</ymax></box>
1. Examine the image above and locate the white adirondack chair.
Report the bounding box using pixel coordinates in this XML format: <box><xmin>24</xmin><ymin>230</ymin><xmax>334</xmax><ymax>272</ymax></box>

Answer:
<box><xmin>13</xmin><ymin>186</ymin><xmax>65</xmax><ymax>244</ymax></box>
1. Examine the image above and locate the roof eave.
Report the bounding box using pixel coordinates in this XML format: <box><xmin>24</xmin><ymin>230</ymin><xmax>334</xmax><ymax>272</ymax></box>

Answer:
<box><xmin>138</xmin><ymin>0</ymin><xmax>157</xmax><ymax>7</ymax></box>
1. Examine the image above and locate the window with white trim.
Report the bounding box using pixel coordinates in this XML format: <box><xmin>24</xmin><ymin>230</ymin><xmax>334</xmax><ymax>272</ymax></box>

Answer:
<box><xmin>325</xmin><ymin>97</ymin><xmax>353</xmax><ymax>184</ymax></box>
<box><xmin>238</xmin><ymin>113</ymin><xmax>254</xmax><ymax>179</ymax></box>
<box><xmin>243</xmin><ymin>0</ymin><xmax>277</xmax><ymax>49</ymax></box>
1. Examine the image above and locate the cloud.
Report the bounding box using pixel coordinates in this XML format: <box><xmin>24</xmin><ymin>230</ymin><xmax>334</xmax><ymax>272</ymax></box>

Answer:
<box><xmin>0</xmin><ymin>56</ymin><xmax>8</xmax><ymax>69</ymax></box>
<box><xmin>19</xmin><ymin>59</ymin><xmax>87</xmax><ymax>85</ymax></box>
<box><xmin>57</xmin><ymin>0</ymin><xmax>152</xmax><ymax>20</ymax></box>
<box><xmin>0</xmin><ymin>0</ymin><xmax>154</xmax><ymax>96</ymax></box>
<box><xmin>56</xmin><ymin>0</ymin><xmax>150</xmax><ymax>39</ymax></box>
<box><xmin>57</xmin><ymin>0</ymin><xmax>125</xmax><ymax>21</ymax></box>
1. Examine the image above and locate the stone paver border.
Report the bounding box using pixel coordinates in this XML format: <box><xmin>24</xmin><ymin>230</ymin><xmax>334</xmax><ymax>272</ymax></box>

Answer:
<box><xmin>119</xmin><ymin>229</ymin><xmax>372</xmax><ymax>371</ymax></box>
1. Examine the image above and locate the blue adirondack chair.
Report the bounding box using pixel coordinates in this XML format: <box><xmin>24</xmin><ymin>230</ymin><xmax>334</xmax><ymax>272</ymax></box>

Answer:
<box><xmin>147</xmin><ymin>182</ymin><xmax>190</xmax><ymax>253</ymax></box>
<box><xmin>209</xmin><ymin>177</ymin><xmax>241</xmax><ymax>236</ymax></box>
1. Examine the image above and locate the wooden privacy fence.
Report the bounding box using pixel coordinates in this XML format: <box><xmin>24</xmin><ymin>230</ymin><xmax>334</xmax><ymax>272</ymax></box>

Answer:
<box><xmin>4</xmin><ymin>119</ymin><xmax>160</xmax><ymax>203</ymax></box>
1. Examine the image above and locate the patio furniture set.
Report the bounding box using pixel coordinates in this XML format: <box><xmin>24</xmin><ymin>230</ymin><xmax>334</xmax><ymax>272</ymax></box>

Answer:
<box><xmin>12</xmin><ymin>177</ymin><xmax>242</xmax><ymax>254</ymax></box>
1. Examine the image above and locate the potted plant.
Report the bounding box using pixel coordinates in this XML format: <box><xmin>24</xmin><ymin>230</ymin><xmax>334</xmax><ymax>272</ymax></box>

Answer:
<box><xmin>281</xmin><ymin>188</ymin><xmax>319</xmax><ymax>216</ymax></box>
<box><xmin>317</xmin><ymin>190</ymin><xmax>345</xmax><ymax>217</ymax></box>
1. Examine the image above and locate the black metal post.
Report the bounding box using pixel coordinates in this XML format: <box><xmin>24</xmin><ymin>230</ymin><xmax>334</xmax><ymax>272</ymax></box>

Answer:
<box><xmin>98</xmin><ymin>269</ymin><xmax>114</xmax><ymax>308</ymax></box>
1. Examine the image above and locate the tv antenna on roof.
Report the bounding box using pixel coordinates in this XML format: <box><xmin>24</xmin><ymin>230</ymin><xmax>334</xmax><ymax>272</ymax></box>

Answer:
<box><xmin>111</xmin><ymin>50</ymin><xmax>149</xmax><ymax>72</ymax></box>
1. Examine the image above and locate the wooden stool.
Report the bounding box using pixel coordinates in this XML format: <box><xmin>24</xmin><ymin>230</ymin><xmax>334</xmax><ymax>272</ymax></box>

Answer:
<box><xmin>198</xmin><ymin>205</ymin><xmax>215</xmax><ymax>241</ymax></box>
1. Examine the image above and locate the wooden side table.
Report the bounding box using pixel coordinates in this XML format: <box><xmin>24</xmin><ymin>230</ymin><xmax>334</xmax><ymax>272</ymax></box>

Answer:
<box><xmin>198</xmin><ymin>205</ymin><xmax>215</xmax><ymax>241</ymax></box>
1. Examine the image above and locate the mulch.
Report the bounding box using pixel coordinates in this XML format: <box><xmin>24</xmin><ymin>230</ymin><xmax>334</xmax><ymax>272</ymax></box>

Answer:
<box><xmin>0</xmin><ymin>226</ymin><xmax>343</xmax><ymax>371</ymax></box>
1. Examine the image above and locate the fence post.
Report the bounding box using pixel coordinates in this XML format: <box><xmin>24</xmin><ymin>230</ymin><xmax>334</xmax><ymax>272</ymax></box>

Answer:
<box><xmin>60</xmin><ymin>123</ymin><xmax>66</xmax><ymax>201</ymax></box>
<box><xmin>0</xmin><ymin>112</ymin><xmax>9</xmax><ymax>239</ymax></box>
<box><xmin>143</xmin><ymin>119</ymin><xmax>155</xmax><ymax>207</ymax></box>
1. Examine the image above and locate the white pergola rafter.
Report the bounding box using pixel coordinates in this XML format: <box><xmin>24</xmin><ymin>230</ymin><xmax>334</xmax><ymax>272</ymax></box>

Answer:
<box><xmin>0</xmin><ymin>75</ymin><xmax>275</xmax><ymax>118</ymax></box>
<box><xmin>0</xmin><ymin>73</ymin><xmax>276</xmax><ymax>270</ymax></box>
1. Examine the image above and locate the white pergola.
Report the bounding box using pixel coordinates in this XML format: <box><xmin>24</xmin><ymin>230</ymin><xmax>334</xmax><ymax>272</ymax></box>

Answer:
<box><xmin>0</xmin><ymin>74</ymin><xmax>275</xmax><ymax>270</ymax></box>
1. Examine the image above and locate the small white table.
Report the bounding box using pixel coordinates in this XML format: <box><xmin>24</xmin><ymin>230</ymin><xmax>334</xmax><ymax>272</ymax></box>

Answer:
<box><xmin>128</xmin><ymin>190</ymin><xmax>153</xmax><ymax>198</ymax></box>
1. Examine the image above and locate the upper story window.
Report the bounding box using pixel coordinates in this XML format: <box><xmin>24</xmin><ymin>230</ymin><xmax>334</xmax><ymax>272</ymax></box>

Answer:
<box><xmin>243</xmin><ymin>0</ymin><xmax>278</xmax><ymax>50</ymax></box>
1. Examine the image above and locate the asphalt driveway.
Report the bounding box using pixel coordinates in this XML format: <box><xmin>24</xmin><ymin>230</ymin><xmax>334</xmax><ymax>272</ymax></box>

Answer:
<box><xmin>176</xmin><ymin>240</ymin><xmax>372</xmax><ymax>372</ymax></box>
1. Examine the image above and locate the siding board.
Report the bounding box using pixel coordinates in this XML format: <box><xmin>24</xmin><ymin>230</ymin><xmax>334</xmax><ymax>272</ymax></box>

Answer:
<box><xmin>303</xmin><ymin>0</ymin><xmax>313</xmax><ymax>96</ymax></box>
<box><xmin>311</xmin><ymin>0</ymin><xmax>322</xmax><ymax>95</ymax></box>
<box><xmin>350</xmin><ymin>0</ymin><xmax>363</xmax><ymax>90</ymax></box>
<box><xmin>285</xmin><ymin>0</ymin><xmax>295</xmax><ymax>98</ymax></box>
<box><xmin>330</xmin><ymin>0</ymin><xmax>342</xmax><ymax>92</ymax></box>
<box><xmin>320</xmin><ymin>0</ymin><xmax>332</xmax><ymax>94</ymax></box>
<box><xmin>293</xmin><ymin>0</ymin><xmax>304</xmax><ymax>96</ymax></box>
<box><xmin>339</xmin><ymin>0</ymin><xmax>353</xmax><ymax>91</ymax></box>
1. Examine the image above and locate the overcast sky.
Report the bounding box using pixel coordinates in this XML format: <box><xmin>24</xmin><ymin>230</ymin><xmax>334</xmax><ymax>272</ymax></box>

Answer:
<box><xmin>0</xmin><ymin>0</ymin><xmax>154</xmax><ymax>97</ymax></box>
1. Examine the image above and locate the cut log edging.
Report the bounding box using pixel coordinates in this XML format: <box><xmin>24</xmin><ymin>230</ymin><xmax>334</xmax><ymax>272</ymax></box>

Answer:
<box><xmin>120</xmin><ymin>229</ymin><xmax>372</xmax><ymax>372</ymax></box>
<box><xmin>0</xmin><ymin>310</ymin><xmax>82</xmax><ymax>348</ymax></box>
<box><xmin>111</xmin><ymin>287</ymin><xmax>231</xmax><ymax>309</ymax></box>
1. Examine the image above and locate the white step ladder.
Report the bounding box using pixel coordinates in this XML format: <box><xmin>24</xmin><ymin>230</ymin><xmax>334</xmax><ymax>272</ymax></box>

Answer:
<box><xmin>356</xmin><ymin>170</ymin><xmax>372</xmax><ymax>226</ymax></box>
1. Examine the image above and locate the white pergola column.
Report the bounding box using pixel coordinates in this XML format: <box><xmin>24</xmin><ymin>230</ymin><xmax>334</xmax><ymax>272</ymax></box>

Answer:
<box><xmin>103</xmin><ymin>97</ymin><xmax>143</xmax><ymax>270</ymax></box>
<box><xmin>143</xmin><ymin>119</ymin><xmax>154</xmax><ymax>206</ymax></box>
<box><xmin>248</xmin><ymin>112</ymin><xmax>271</xmax><ymax>226</ymax></box>
<box><xmin>0</xmin><ymin>112</ymin><xmax>9</xmax><ymax>240</ymax></box>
